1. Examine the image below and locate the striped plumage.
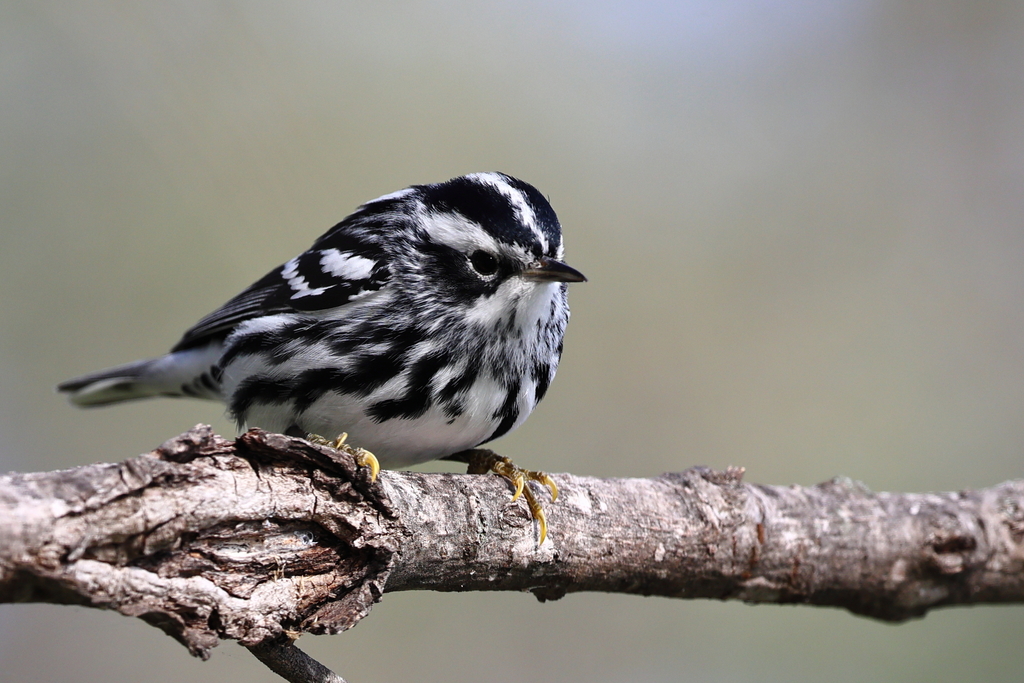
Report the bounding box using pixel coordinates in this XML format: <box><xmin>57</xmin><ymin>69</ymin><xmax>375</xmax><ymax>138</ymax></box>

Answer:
<box><xmin>59</xmin><ymin>173</ymin><xmax>585</xmax><ymax>468</ymax></box>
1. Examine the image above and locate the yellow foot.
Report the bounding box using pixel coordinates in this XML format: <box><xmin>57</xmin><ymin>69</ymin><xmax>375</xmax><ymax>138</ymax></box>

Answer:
<box><xmin>464</xmin><ymin>449</ymin><xmax>558</xmax><ymax>543</ymax></box>
<box><xmin>306</xmin><ymin>432</ymin><xmax>380</xmax><ymax>483</ymax></box>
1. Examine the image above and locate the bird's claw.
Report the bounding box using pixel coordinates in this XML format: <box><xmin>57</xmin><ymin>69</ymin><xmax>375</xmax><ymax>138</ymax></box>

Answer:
<box><xmin>354</xmin><ymin>448</ymin><xmax>380</xmax><ymax>482</ymax></box>
<box><xmin>464</xmin><ymin>450</ymin><xmax>558</xmax><ymax>543</ymax></box>
<box><xmin>306</xmin><ymin>431</ymin><xmax>379</xmax><ymax>483</ymax></box>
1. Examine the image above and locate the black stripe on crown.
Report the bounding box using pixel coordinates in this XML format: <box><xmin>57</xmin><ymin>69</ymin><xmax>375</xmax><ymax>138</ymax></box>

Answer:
<box><xmin>420</xmin><ymin>174</ymin><xmax>562</xmax><ymax>258</ymax></box>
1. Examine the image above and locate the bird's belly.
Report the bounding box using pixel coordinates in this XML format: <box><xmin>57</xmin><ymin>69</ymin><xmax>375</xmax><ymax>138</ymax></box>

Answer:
<box><xmin>222</xmin><ymin>318</ymin><xmax>556</xmax><ymax>469</ymax></box>
<box><xmin>296</xmin><ymin>393</ymin><xmax>513</xmax><ymax>468</ymax></box>
<box><xmin>239</xmin><ymin>380</ymin><xmax>532</xmax><ymax>468</ymax></box>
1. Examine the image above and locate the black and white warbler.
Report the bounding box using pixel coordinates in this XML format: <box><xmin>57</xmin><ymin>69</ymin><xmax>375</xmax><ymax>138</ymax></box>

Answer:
<box><xmin>58</xmin><ymin>172</ymin><xmax>586</xmax><ymax>541</ymax></box>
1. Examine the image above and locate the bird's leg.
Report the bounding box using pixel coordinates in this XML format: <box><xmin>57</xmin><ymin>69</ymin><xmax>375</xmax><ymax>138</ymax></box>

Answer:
<box><xmin>304</xmin><ymin>431</ymin><xmax>380</xmax><ymax>483</ymax></box>
<box><xmin>445</xmin><ymin>449</ymin><xmax>558</xmax><ymax>543</ymax></box>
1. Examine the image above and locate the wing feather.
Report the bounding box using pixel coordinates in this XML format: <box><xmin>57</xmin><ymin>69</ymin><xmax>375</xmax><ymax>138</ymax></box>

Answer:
<box><xmin>170</xmin><ymin>201</ymin><xmax>401</xmax><ymax>352</ymax></box>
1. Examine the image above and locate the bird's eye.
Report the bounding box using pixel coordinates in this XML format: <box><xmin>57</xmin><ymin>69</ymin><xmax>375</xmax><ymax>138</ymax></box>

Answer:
<box><xmin>469</xmin><ymin>250</ymin><xmax>499</xmax><ymax>277</ymax></box>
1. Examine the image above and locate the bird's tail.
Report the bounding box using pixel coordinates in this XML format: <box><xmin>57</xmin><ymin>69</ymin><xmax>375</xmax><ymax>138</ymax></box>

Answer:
<box><xmin>58</xmin><ymin>346</ymin><xmax>223</xmax><ymax>407</ymax></box>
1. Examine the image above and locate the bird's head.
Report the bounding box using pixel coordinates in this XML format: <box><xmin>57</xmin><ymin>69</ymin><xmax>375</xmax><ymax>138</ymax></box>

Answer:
<box><xmin>380</xmin><ymin>173</ymin><xmax>586</xmax><ymax>327</ymax></box>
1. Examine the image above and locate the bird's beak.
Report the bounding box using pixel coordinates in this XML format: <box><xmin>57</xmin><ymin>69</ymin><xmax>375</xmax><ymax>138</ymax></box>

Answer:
<box><xmin>520</xmin><ymin>257</ymin><xmax>588</xmax><ymax>283</ymax></box>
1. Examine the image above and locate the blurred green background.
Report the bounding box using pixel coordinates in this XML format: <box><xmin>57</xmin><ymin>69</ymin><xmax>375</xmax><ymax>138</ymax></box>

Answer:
<box><xmin>3</xmin><ymin>1</ymin><xmax>1024</xmax><ymax>681</ymax></box>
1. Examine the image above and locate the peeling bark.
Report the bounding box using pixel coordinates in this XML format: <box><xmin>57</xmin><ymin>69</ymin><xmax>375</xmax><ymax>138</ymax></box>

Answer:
<box><xmin>2</xmin><ymin>426</ymin><xmax>1023</xmax><ymax>676</ymax></box>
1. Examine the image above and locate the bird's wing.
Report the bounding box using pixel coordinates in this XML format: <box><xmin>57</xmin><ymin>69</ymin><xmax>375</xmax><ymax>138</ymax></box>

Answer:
<box><xmin>171</xmin><ymin>211</ymin><xmax>393</xmax><ymax>352</ymax></box>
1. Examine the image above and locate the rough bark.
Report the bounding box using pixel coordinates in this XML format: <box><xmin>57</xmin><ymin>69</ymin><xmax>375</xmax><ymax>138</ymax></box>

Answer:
<box><xmin>2</xmin><ymin>426</ymin><xmax>1023</xmax><ymax>671</ymax></box>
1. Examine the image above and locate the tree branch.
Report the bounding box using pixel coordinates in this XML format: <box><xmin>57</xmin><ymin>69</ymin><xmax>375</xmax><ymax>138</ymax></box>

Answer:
<box><xmin>2</xmin><ymin>426</ymin><xmax>1023</xmax><ymax>680</ymax></box>
<box><xmin>247</xmin><ymin>639</ymin><xmax>347</xmax><ymax>683</ymax></box>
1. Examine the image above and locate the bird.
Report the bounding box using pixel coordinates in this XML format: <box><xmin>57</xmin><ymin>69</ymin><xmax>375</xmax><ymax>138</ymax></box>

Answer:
<box><xmin>58</xmin><ymin>172</ymin><xmax>586</xmax><ymax>542</ymax></box>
